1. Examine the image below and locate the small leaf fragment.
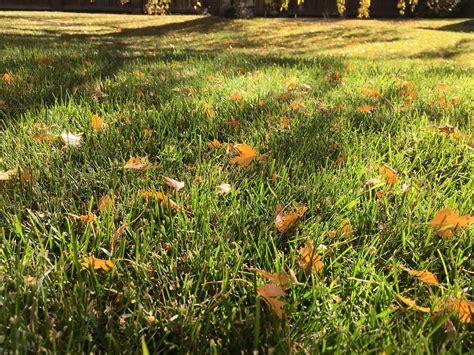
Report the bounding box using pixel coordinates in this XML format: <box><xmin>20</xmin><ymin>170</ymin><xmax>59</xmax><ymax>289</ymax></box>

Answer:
<box><xmin>396</xmin><ymin>294</ymin><xmax>431</xmax><ymax>314</ymax></box>
<box><xmin>299</xmin><ymin>239</ymin><xmax>323</xmax><ymax>273</ymax></box>
<box><xmin>216</xmin><ymin>183</ymin><xmax>231</xmax><ymax>195</ymax></box>
<box><xmin>61</xmin><ymin>132</ymin><xmax>83</xmax><ymax>146</ymax></box>
<box><xmin>163</xmin><ymin>176</ymin><xmax>185</xmax><ymax>192</ymax></box>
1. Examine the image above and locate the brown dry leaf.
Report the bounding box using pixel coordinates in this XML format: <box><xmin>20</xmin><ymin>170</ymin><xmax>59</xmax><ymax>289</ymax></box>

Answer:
<box><xmin>400</xmin><ymin>265</ymin><xmax>440</xmax><ymax>286</ymax></box>
<box><xmin>257</xmin><ymin>283</ymin><xmax>286</xmax><ymax>318</ymax></box>
<box><xmin>271</xmin><ymin>172</ymin><xmax>278</xmax><ymax>183</ymax></box>
<box><xmin>91</xmin><ymin>114</ymin><xmax>105</xmax><ymax>131</ymax></box>
<box><xmin>446</xmin><ymin>299</ymin><xmax>474</xmax><ymax>324</ymax></box>
<box><xmin>357</xmin><ymin>105</ymin><xmax>375</xmax><ymax>113</ymax></box>
<box><xmin>0</xmin><ymin>100</ymin><xmax>6</xmax><ymax>110</ymax></box>
<box><xmin>230</xmin><ymin>144</ymin><xmax>257</xmax><ymax>167</ymax></box>
<box><xmin>253</xmin><ymin>268</ymin><xmax>298</xmax><ymax>290</ymax></box>
<box><xmin>19</xmin><ymin>169</ymin><xmax>34</xmax><ymax>185</ymax></box>
<box><xmin>299</xmin><ymin>239</ymin><xmax>323</xmax><ymax>273</ymax></box>
<box><xmin>98</xmin><ymin>195</ymin><xmax>113</xmax><ymax>212</ymax></box>
<box><xmin>328</xmin><ymin>230</ymin><xmax>337</xmax><ymax>238</ymax></box>
<box><xmin>229</xmin><ymin>118</ymin><xmax>240</xmax><ymax>128</ymax></box>
<box><xmin>336</xmin><ymin>152</ymin><xmax>346</xmax><ymax>164</ymax></box>
<box><xmin>258</xmin><ymin>152</ymin><xmax>271</xmax><ymax>162</ymax></box>
<box><xmin>371</xmin><ymin>162</ymin><xmax>397</xmax><ymax>185</ymax></box>
<box><xmin>111</xmin><ymin>223</ymin><xmax>128</xmax><ymax>253</ymax></box>
<box><xmin>216</xmin><ymin>183</ymin><xmax>231</xmax><ymax>195</ymax></box>
<box><xmin>82</xmin><ymin>257</ymin><xmax>115</xmax><ymax>271</ymax></box>
<box><xmin>0</xmin><ymin>168</ymin><xmax>18</xmax><ymax>181</ymax></box>
<box><xmin>361</xmin><ymin>88</ymin><xmax>381</xmax><ymax>98</ymax></box>
<box><xmin>274</xmin><ymin>205</ymin><xmax>308</xmax><ymax>234</ymax></box>
<box><xmin>142</xmin><ymin>191</ymin><xmax>178</xmax><ymax>211</ymax></box>
<box><xmin>428</xmin><ymin>209</ymin><xmax>474</xmax><ymax>238</ymax></box>
<box><xmin>208</xmin><ymin>139</ymin><xmax>221</xmax><ymax>150</ymax></box>
<box><xmin>230</xmin><ymin>91</ymin><xmax>243</xmax><ymax>103</ymax></box>
<box><xmin>396</xmin><ymin>294</ymin><xmax>431</xmax><ymax>314</ymax></box>
<box><xmin>163</xmin><ymin>176</ymin><xmax>185</xmax><ymax>192</ymax></box>
<box><xmin>61</xmin><ymin>132</ymin><xmax>83</xmax><ymax>147</ymax></box>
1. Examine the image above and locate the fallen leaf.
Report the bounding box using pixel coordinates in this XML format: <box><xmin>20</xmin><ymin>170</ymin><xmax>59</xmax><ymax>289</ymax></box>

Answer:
<box><xmin>2</xmin><ymin>73</ymin><xmax>12</xmax><ymax>83</ymax></box>
<box><xmin>400</xmin><ymin>265</ymin><xmax>440</xmax><ymax>286</ymax></box>
<box><xmin>111</xmin><ymin>223</ymin><xmax>128</xmax><ymax>253</ymax></box>
<box><xmin>68</xmin><ymin>213</ymin><xmax>96</xmax><ymax>223</ymax></box>
<box><xmin>91</xmin><ymin>114</ymin><xmax>105</xmax><ymax>131</ymax></box>
<box><xmin>98</xmin><ymin>195</ymin><xmax>113</xmax><ymax>212</ymax></box>
<box><xmin>208</xmin><ymin>139</ymin><xmax>221</xmax><ymax>150</ymax></box>
<box><xmin>253</xmin><ymin>268</ymin><xmax>298</xmax><ymax>290</ymax></box>
<box><xmin>163</xmin><ymin>176</ymin><xmax>185</xmax><ymax>192</ymax></box>
<box><xmin>446</xmin><ymin>299</ymin><xmax>474</xmax><ymax>324</ymax></box>
<box><xmin>258</xmin><ymin>152</ymin><xmax>271</xmax><ymax>162</ymax></box>
<box><xmin>428</xmin><ymin>209</ymin><xmax>474</xmax><ymax>238</ymax></box>
<box><xmin>299</xmin><ymin>239</ymin><xmax>323</xmax><ymax>273</ymax></box>
<box><xmin>357</xmin><ymin>105</ymin><xmax>374</xmax><ymax>113</ymax></box>
<box><xmin>61</xmin><ymin>132</ymin><xmax>83</xmax><ymax>146</ymax></box>
<box><xmin>142</xmin><ymin>191</ymin><xmax>178</xmax><ymax>211</ymax></box>
<box><xmin>257</xmin><ymin>283</ymin><xmax>286</xmax><ymax>318</ymax></box>
<box><xmin>230</xmin><ymin>91</ymin><xmax>243</xmax><ymax>102</ymax></box>
<box><xmin>271</xmin><ymin>172</ymin><xmax>278</xmax><ymax>183</ymax></box>
<box><xmin>361</xmin><ymin>88</ymin><xmax>381</xmax><ymax>98</ymax></box>
<box><xmin>229</xmin><ymin>118</ymin><xmax>240</xmax><ymax>128</ymax></box>
<box><xmin>216</xmin><ymin>183</ymin><xmax>231</xmax><ymax>195</ymax></box>
<box><xmin>230</xmin><ymin>144</ymin><xmax>257</xmax><ymax>167</ymax></box>
<box><xmin>0</xmin><ymin>168</ymin><xmax>18</xmax><ymax>181</ymax></box>
<box><xmin>133</xmin><ymin>69</ymin><xmax>144</xmax><ymax>78</ymax></box>
<box><xmin>341</xmin><ymin>222</ymin><xmax>353</xmax><ymax>235</ymax></box>
<box><xmin>290</xmin><ymin>99</ymin><xmax>303</xmax><ymax>111</ymax></box>
<box><xmin>274</xmin><ymin>204</ymin><xmax>308</xmax><ymax>234</ymax></box>
<box><xmin>372</xmin><ymin>162</ymin><xmax>397</xmax><ymax>185</ymax></box>
<box><xmin>82</xmin><ymin>257</ymin><xmax>115</xmax><ymax>271</ymax></box>
<box><xmin>124</xmin><ymin>156</ymin><xmax>159</xmax><ymax>171</ymax></box>
<box><xmin>280</xmin><ymin>117</ymin><xmax>291</xmax><ymax>128</ymax></box>
<box><xmin>396</xmin><ymin>294</ymin><xmax>430</xmax><ymax>313</ymax></box>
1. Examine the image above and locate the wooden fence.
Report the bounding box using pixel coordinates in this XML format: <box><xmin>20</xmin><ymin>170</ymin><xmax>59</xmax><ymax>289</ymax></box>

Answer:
<box><xmin>0</xmin><ymin>0</ymin><xmax>473</xmax><ymax>16</ymax></box>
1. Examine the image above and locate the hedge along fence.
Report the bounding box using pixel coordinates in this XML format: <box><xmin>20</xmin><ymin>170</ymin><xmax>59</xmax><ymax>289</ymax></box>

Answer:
<box><xmin>0</xmin><ymin>0</ymin><xmax>472</xmax><ymax>16</ymax></box>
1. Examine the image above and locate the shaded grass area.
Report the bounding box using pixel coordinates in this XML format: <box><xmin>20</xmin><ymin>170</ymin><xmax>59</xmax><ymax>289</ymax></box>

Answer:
<box><xmin>0</xmin><ymin>12</ymin><xmax>473</xmax><ymax>353</ymax></box>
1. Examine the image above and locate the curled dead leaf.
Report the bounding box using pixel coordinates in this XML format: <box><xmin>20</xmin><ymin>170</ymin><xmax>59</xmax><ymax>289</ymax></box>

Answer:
<box><xmin>274</xmin><ymin>204</ymin><xmax>308</xmax><ymax>234</ymax></box>
<box><xmin>257</xmin><ymin>283</ymin><xmax>286</xmax><ymax>319</ymax></box>
<box><xmin>299</xmin><ymin>239</ymin><xmax>323</xmax><ymax>273</ymax></box>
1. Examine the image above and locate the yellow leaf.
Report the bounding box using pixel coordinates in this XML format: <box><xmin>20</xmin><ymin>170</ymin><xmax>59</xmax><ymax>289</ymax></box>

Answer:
<box><xmin>257</xmin><ymin>283</ymin><xmax>286</xmax><ymax>318</ymax></box>
<box><xmin>396</xmin><ymin>294</ymin><xmax>430</xmax><ymax>314</ymax></box>
<box><xmin>133</xmin><ymin>69</ymin><xmax>144</xmax><ymax>78</ymax></box>
<box><xmin>82</xmin><ymin>257</ymin><xmax>115</xmax><ymax>271</ymax></box>
<box><xmin>230</xmin><ymin>144</ymin><xmax>257</xmax><ymax>167</ymax></box>
<box><xmin>299</xmin><ymin>239</ymin><xmax>323</xmax><ymax>273</ymax></box>
<box><xmin>91</xmin><ymin>114</ymin><xmax>104</xmax><ymax>131</ymax></box>
<box><xmin>2</xmin><ymin>73</ymin><xmax>13</xmax><ymax>83</ymax></box>
<box><xmin>428</xmin><ymin>209</ymin><xmax>474</xmax><ymax>238</ymax></box>
<box><xmin>371</xmin><ymin>162</ymin><xmax>397</xmax><ymax>185</ymax></box>
<box><xmin>400</xmin><ymin>265</ymin><xmax>440</xmax><ymax>286</ymax></box>
<box><xmin>124</xmin><ymin>157</ymin><xmax>160</xmax><ymax>171</ymax></box>
<box><xmin>341</xmin><ymin>222</ymin><xmax>353</xmax><ymax>235</ymax></box>
<box><xmin>274</xmin><ymin>205</ymin><xmax>307</xmax><ymax>234</ymax></box>
<box><xmin>142</xmin><ymin>191</ymin><xmax>178</xmax><ymax>211</ymax></box>
<box><xmin>208</xmin><ymin>139</ymin><xmax>221</xmax><ymax>150</ymax></box>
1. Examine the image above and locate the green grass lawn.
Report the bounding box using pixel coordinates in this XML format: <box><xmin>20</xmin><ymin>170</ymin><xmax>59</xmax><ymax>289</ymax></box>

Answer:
<box><xmin>1</xmin><ymin>12</ymin><xmax>473</xmax><ymax>353</ymax></box>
